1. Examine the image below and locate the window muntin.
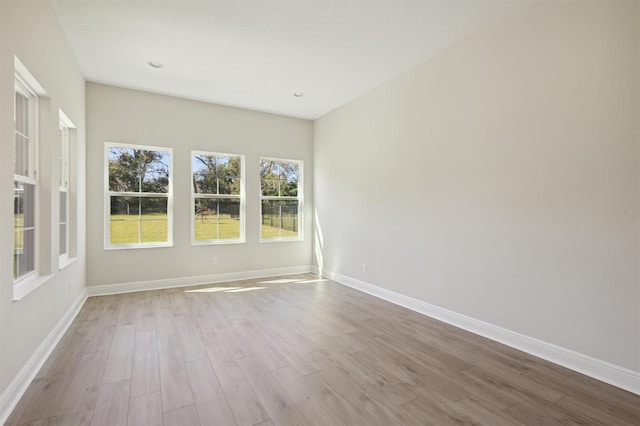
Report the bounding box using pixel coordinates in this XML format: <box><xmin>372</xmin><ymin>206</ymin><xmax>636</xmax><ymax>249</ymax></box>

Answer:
<box><xmin>191</xmin><ymin>152</ymin><xmax>245</xmax><ymax>244</ymax></box>
<box><xmin>105</xmin><ymin>143</ymin><xmax>173</xmax><ymax>249</ymax></box>
<box><xmin>260</xmin><ymin>158</ymin><xmax>302</xmax><ymax>241</ymax></box>
<box><xmin>14</xmin><ymin>75</ymin><xmax>38</xmax><ymax>283</ymax></box>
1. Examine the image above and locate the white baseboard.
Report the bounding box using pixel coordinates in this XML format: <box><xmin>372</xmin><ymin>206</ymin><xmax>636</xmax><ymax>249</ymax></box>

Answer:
<box><xmin>323</xmin><ymin>269</ymin><xmax>640</xmax><ymax>396</ymax></box>
<box><xmin>87</xmin><ymin>265</ymin><xmax>315</xmax><ymax>296</ymax></box>
<box><xmin>0</xmin><ymin>290</ymin><xmax>87</xmax><ymax>425</ymax></box>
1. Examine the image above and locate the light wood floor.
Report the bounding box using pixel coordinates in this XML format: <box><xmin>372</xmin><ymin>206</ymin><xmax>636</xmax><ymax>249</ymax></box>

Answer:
<box><xmin>7</xmin><ymin>273</ymin><xmax>639</xmax><ymax>425</ymax></box>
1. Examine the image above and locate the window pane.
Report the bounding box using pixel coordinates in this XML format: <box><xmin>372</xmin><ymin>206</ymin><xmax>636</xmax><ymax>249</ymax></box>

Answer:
<box><xmin>60</xmin><ymin>191</ymin><xmax>67</xmax><ymax>255</ymax></box>
<box><xmin>60</xmin><ymin>223</ymin><xmax>67</xmax><ymax>255</ymax></box>
<box><xmin>261</xmin><ymin>200</ymin><xmax>299</xmax><ymax>239</ymax></box>
<box><xmin>193</xmin><ymin>154</ymin><xmax>241</xmax><ymax>195</ymax></box>
<box><xmin>110</xmin><ymin>196</ymin><xmax>168</xmax><ymax>244</ymax></box>
<box><xmin>108</xmin><ymin>147</ymin><xmax>170</xmax><ymax>193</ymax></box>
<box><xmin>60</xmin><ymin>190</ymin><xmax>67</xmax><ymax>221</ymax></box>
<box><xmin>281</xmin><ymin>162</ymin><xmax>299</xmax><ymax>197</ymax></box>
<box><xmin>60</xmin><ymin>125</ymin><xmax>69</xmax><ymax>188</ymax></box>
<box><xmin>260</xmin><ymin>160</ymin><xmax>299</xmax><ymax>196</ymax></box>
<box><xmin>194</xmin><ymin>198</ymin><xmax>241</xmax><ymax>241</ymax></box>
<box><xmin>14</xmin><ymin>132</ymin><xmax>29</xmax><ymax>176</ymax></box>
<box><xmin>15</xmin><ymin>91</ymin><xmax>28</xmax><ymax>135</ymax></box>
<box><xmin>260</xmin><ymin>160</ymin><xmax>279</xmax><ymax>196</ymax></box>
<box><xmin>15</xmin><ymin>91</ymin><xmax>30</xmax><ymax>176</ymax></box>
<box><xmin>14</xmin><ymin>181</ymin><xmax>35</xmax><ymax>280</ymax></box>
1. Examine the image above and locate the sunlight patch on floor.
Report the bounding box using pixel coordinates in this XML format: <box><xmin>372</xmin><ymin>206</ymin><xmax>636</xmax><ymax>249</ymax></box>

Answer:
<box><xmin>258</xmin><ymin>278</ymin><xmax>329</xmax><ymax>285</ymax></box>
<box><xmin>184</xmin><ymin>286</ymin><xmax>242</xmax><ymax>293</ymax></box>
<box><xmin>224</xmin><ymin>287</ymin><xmax>266</xmax><ymax>293</ymax></box>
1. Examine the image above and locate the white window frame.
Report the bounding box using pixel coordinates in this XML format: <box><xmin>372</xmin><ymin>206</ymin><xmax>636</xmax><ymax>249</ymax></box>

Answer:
<box><xmin>191</xmin><ymin>150</ymin><xmax>245</xmax><ymax>245</ymax></box>
<box><xmin>14</xmin><ymin>74</ymin><xmax>39</xmax><ymax>284</ymax></box>
<box><xmin>259</xmin><ymin>157</ymin><xmax>303</xmax><ymax>242</ymax></box>
<box><xmin>13</xmin><ymin>57</ymin><xmax>48</xmax><ymax>300</ymax></box>
<box><xmin>104</xmin><ymin>142</ymin><xmax>173</xmax><ymax>250</ymax></box>
<box><xmin>58</xmin><ymin>111</ymin><xmax>75</xmax><ymax>267</ymax></box>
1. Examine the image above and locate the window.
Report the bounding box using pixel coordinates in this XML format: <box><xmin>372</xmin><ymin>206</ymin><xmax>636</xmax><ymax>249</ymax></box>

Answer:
<box><xmin>59</xmin><ymin>118</ymin><xmax>70</xmax><ymax>262</ymax></box>
<box><xmin>260</xmin><ymin>158</ymin><xmax>303</xmax><ymax>241</ymax></box>
<box><xmin>59</xmin><ymin>110</ymin><xmax>77</xmax><ymax>268</ymax></box>
<box><xmin>192</xmin><ymin>151</ymin><xmax>245</xmax><ymax>244</ymax></box>
<box><xmin>105</xmin><ymin>143</ymin><xmax>173</xmax><ymax>249</ymax></box>
<box><xmin>13</xmin><ymin>71</ymin><xmax>39</xmax><ymax>283</ymax></box>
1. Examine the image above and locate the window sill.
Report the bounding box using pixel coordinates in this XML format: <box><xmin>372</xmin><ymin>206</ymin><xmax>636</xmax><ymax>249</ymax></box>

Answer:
<box><xmin>259</xmin><ymin>237</ymin><xmax>304</xmax><ymax>243</ymax></box>
<box><xmin>104</xmin><ymin>243</ymin><xmax>173</xmax><ymax>250</ymax></box>
<box><xmin>192</xmin><ymin>239</ymin><xmax>246</xmax><ymax>246</ymax></box>
<box><xmin>13</xmin><ymin>273</ymin><xmax>54</xmax><ymax>301</ymax></box>
<box><xmin>59</xmin><ymin>256</ymin><xmax>79</xmax><ymax>270</ymax></box>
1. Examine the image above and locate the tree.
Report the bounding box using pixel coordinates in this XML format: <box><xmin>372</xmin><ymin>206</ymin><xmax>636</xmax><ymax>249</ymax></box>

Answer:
<box><xmin>109</xmin><ymin>147</ymin><xmax>169</xmax><ymax>193</ymax></box>
<box><xmin>260</xmin><ymin>160</ymin><xmax>298</xmax><ymax>196</ymax></box>
<box><xmin>192</xmin><ymin>154</ymin><xmax>240</xmax><ymax>196</ymax></box>
<box><xmin>108</xmin><ymin>147</ymin><xmax>170</xmax><ymax>215</ymax></box>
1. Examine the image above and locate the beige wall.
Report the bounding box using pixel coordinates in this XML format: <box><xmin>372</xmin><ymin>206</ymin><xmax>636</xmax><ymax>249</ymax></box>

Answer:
<box><xmin>0</xmin><ymin>0</ymin><xmax>86</xmax><ymax>401</ymax></box>
<box><xmin>86</xmin><ymin>83</ymin><xmax>313</xmax><ymax>287</ymax></box>
<box><xmin>314</xmin><ymin>1</ymin><xmax>639</xmax><ymax>371</ymax></box>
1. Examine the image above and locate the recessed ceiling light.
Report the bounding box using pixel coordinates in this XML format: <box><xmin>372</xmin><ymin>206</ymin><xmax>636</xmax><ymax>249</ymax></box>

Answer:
<box><xmin>148</xmin><ymin>60</ymin><xmax>163</xmax><ymax>68</ymax></box>
<box><xmin>293</xmin><ymin>92</ymin><xmax>305</xmax><ymax>98</ymax></box>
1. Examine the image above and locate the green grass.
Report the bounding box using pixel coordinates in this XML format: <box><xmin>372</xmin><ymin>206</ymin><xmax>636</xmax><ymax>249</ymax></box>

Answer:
<box><xmin>194</xmin><ymin>214</ymin><xmax>241</xmax><ymax>241</ymax></box>
<box><xmin>261</xmin><ymin>218</ymin><xmax>298</xmax><ymax>239</ymax></box>
<box><xmin>110</xmin><ymin>213</ymin><xmax>168</xmax><ymax>244</ymax></box>
<box><xmin>109</xmin><ymin>213</ymin><xmax>298</xmax><ymax>244</ymax></box>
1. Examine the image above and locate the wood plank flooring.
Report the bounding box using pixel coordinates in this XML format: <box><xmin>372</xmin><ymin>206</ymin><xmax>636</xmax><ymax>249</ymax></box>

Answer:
<box><xmin>6</xmin><ymin>273</ymin><xmax>640</xmax><ymax>425</ymax></box>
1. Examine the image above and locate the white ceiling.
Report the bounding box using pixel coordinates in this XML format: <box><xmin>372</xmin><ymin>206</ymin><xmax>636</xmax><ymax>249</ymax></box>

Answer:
<box><xmin>51</xmin><ymin>0</ymin><xmax>531</xmax><ymax>120</ymax></box>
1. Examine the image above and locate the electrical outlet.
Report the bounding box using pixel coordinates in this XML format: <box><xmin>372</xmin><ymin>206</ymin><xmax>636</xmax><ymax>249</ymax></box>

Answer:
<box><xmin>362</xmin><ymin>263</ymin><xmax>367</xmax><ymax>273</ymax></box>
<box><xmin>211</xmin><ymin>257</ymin><xmax>218</xmax><ymax>265</ymax></box>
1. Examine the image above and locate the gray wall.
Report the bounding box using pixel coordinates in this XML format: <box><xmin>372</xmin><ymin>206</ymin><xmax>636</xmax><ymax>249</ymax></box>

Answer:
<box><xmin>0</xmin><ymin>0</ymin><xmax>87</xmax><ymax>399</ymax></box>
<box><xmin>314</xmin><ymin>1</ymin><xmax>639</xmax><ymax>372</ymax></box>
<box><xmin>86</xmin><ymin>83</ymin><xmax>313</xmax><ymax>287</ymax></box>
<box><xmin>1</xmin><ymin>0</ymin><xmax>637</xmax><ymax>408</ymax></box>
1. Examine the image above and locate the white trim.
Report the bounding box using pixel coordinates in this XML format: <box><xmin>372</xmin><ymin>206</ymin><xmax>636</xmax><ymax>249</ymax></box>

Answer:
<box><xmin>259</xmin><ymin>237</ymin><xmax>305</xmax><ymax>244</ymax></box>
<box><xmin>14</xmin><ymin>73</ymin><xmax>38</xmax><ymax>183</ymax></box>
<box><xmin>87</xmin><ymin>265</ymin><xmax>315</xmax><ymax>296</ymax></box>
<box><xmin>0</xmin><ymin>291</ymin><xmax>87</xmax><ymax>425</ymax></box>
<box><xmin>59</xmin><ymin>122</ymin><xmax>69</xmax><ymax>259</ymax></box>
<box><xmin>13</xmin><ymin>274</ymin><xmax>53</xmax><ymax>302</ymax></box>
<box><xmin>322</xmin><ymin>269</ymin><xmax>640</xmax><ymax>396</ymax></box>
<box><xmin>58</xmin><ymin>256</ymin><xmax>79</xmax><ymax>271</ymax></box>
<box><xmin>58</xmin><ymin>109</ymin><xmax>76</xmax><ymax>129</ymax></box>
<box><xmin>14</xmin><ymin>56</ymin><xmax>47</xmax><ymax>96</ymax></box>
<box><xmin>13</xmin><ymin>63</ymin><xmax>42</xmax><ymax>291</ymax></box>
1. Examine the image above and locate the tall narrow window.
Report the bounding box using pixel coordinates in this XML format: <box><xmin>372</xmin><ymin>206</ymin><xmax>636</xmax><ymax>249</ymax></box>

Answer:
<box><xmin>260</xmin><ymin>158</ymin><xmax>303</xmax><ymax>241</ymax></box>
<box><xmin>192</xmin><ymin>151</ymin><xmax>244</xmax><ymax>244</ymax></box>
<box><xmin>14</xmin><ymin>73</ymin><xmax>38</xmax><ymax>282</ymax></box>
<box><xmin>105</xmin><ymin>143</ymin><xmax>173</xmax><ymax>249</ymax></box>
<box><xmin>59</xmin><ymin>119</ymin><xmax>69</xmax><ymax>262</ymax></box>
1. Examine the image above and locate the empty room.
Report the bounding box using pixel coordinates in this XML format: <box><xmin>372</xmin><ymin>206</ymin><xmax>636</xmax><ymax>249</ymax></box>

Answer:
<box><xmin>1</xmin><ymin>0</ymin><xmax>639</xmax><ymax>425</ymax></box>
